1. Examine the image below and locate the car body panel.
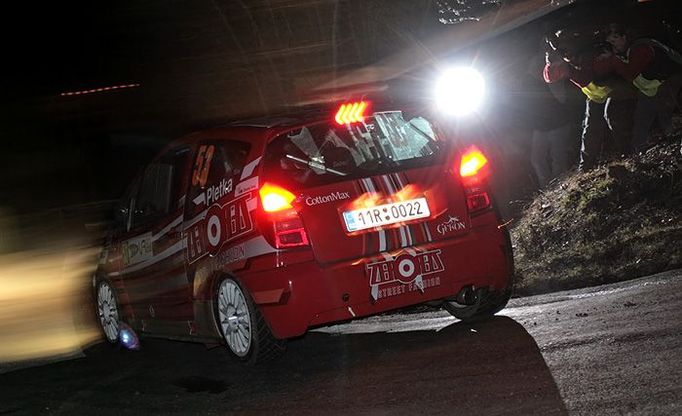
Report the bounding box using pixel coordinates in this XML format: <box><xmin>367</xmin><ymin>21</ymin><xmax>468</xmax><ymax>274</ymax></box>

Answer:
<box><xmin>95</xmin><ymin>105</ymin><xmax>513</xmax><ymax>345</ymax></box>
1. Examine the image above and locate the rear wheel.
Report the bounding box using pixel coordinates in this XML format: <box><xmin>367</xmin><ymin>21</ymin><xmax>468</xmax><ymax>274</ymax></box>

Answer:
<box><xmin>96</xmin><ymin>280</ymin><xmax>120</xmax><ymax>343</ymax></box>
<box><xmin>216</xmin><ymin>278</ymin><xmax>285</xmax><ymax>364</ymax></box>
<box><xmin>444</xmin><ymin>286</ymin><xmax>512</xmax><ymax>322</ymax></box>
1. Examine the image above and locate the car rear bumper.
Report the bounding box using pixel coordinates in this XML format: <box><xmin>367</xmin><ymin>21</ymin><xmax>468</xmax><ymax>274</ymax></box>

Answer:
<box><xmin>240</xmin><ymin>225</ymin><xmax>513</xmax><ymax>339</ymax></box>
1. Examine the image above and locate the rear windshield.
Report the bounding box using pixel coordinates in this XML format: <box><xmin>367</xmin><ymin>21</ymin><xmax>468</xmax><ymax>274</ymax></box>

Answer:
<box><xmin>263</xmin><ymin>111</ymin><xmax>445</xmax><ymax>189</ymax></box>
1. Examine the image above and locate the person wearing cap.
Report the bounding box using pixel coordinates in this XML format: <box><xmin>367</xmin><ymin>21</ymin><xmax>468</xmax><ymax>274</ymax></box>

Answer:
<box><xmin>544</xmin><ymin>29</ymin><xmax>635</xmax><ymax>171</ymax></box>
<box><xmin>604</xmin><ymin>23</ymin><xmax>682</xmax><ymax>151</ymax></box>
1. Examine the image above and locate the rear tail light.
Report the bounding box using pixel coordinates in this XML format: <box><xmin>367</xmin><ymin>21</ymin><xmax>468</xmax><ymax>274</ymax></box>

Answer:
<box><xmin>459</xmin><ymin>147</ymin><xmax>488</xmax><ymax>178</ymax></box>
<box><xmin>259</xmin><ymin>183</ymin><xmax>309</xmax><ymax>249</ymax></box>
<box><xmin>458</xmin><ymin>146</ymin><xmax>491</xmax><ymax>214</ymax></box>
<box><xmin>260</xmin><ymin>183</ymin><xmax>295</xmax><ymax>212</ymax></box>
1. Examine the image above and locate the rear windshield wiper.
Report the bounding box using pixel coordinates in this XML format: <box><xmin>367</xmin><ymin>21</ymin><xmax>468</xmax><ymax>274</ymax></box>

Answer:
<box><xmin>285</xmin><ymin>154</ymin><xmax>347</xmax><ymax>177</ymax></box>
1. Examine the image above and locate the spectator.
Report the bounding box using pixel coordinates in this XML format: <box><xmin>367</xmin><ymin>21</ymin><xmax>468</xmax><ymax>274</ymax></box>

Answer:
<box><xmin>544</xmin><ymin>29</ymin><xmax>636</xmax><ymax>171</ymax></box>
<box><xmin>604</xmin><ymin>23</ymin><xmax>682</xmax><ymax>151</ymax></box>
<box><xmin>527</xmin><ymin>48</ymin><xmax>582</xmax><ymax>188</ymax></box>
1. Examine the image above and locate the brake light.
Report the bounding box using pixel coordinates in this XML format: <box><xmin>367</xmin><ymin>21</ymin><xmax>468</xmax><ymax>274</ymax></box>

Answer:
<box><xmin>459</xmin><ymin>147</ymin><xmax>488</xmax><ymax>178</ymax></box>
<box><xmin>259</xmin><ymin>183</ymin><xmax>295</xmax><ymax>212</ymax></box>
<box><xmin>334</xmin><ymin>101</ymin><xmax>369</xmax><ymax>125</ymax></box>
<box><xmin>458</xmin><ymin>147</ymin><xmax>492</xmax><ymax>214</ymax></box>
<box><xmin>258</xmin><ymin>183</ymin><xmax>309</xmax><ymax>249</ymax></box>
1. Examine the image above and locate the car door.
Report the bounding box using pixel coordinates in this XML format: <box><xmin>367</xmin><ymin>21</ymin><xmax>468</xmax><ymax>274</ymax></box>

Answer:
<box><xmin>183</xmin><ymin>140</ymin><xmax>252</xmax><ymax>335</ymax></box>
<box><xmin>119</xmin><ymin>146</ymin><xmax>192</xmax><ymax>335</ymax></box>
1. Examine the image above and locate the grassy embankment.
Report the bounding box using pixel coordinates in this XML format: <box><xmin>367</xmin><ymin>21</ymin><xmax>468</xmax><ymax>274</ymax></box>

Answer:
<box><xmin>512</xmin><ymin>135</ymin><xmax>682</xmax><ymax>296</ymax></box>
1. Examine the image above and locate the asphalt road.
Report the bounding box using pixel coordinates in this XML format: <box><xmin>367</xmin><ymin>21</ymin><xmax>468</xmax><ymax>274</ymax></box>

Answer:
<box><xmin>1</xmin><ymin>270</ymin><xmax>680</xmax><ymax>415</ymax></box>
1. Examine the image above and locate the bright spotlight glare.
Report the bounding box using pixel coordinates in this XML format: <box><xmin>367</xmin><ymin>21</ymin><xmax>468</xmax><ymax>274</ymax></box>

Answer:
<box><xmin>435</xmin><ymin>67</ymin><xmax>485</xmax><ymax>116</ymax></box>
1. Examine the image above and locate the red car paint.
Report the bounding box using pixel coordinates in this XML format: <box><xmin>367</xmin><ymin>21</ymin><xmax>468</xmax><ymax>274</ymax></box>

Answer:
<box><xmin>95</xmin><ymin>104</ymin><xmax>513</xmax><ymax>349</ymax></box>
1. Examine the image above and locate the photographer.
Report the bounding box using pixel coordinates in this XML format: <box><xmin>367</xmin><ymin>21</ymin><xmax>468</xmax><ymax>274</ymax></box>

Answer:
<box><xmin>604</xmin><ymin>23</ymin><xmax>682</xmax><ymax>151</ymax></box>
<box><xmin>544</xmin><ymin>28</ymin><xmax>635</xmax><ymax>171</ymax></box>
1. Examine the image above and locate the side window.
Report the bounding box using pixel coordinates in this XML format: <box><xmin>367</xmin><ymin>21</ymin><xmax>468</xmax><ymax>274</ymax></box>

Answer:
<box><xmin>114</xmin><ymin>177</ymin><xmax>140</xmax><ymax>232</ymax></box>
<box><xmin>166</xmin><ymin>148</ymin><xmax>191</xmax><ymax>211</ymax></box>
<box><xmin>132</xmin><ymin>148</ymin><xmax>190</xmax><ymax>229</ymax></box>
<box><xmin>220</xmin><ymin>140</ymin><xmax>251</xmax><ymax>174</ymax></box>
<box><xmin>187</xmin><ymin>141</ymin><xmax>251</xmax><ymax>216</ymax></box>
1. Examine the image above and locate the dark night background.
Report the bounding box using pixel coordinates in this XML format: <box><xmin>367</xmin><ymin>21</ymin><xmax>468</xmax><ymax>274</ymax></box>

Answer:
<box><xmin>0</xmin><ymin>1</ymin><xmax>445</xmax><ymax>212</ymax></box>
<box><xmin>1</xmin><ymin>0</ymin><xmax>679</xmax><ymax>214</ymax></box>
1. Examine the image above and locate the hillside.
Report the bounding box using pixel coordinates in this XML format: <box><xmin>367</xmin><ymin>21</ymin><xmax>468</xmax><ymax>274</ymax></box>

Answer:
<box><xmin>512</xmin><ymin>131</ymin><xmax>682</xmax><ymax>295</ymax></box>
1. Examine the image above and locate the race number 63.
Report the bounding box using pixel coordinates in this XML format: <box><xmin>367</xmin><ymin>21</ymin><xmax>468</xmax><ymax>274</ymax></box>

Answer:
<box><xmin>192</xmin><ymin>144</ymin><xmax>215</xmax><ymax>187</ymax></box>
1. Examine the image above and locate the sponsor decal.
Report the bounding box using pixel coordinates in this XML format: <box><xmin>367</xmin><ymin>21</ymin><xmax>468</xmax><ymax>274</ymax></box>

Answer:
<box><xmin>235</xmin><ymin>176</ymin><xmax>259</xmax><ymax>197</ymax></box>
<box><xmin>305</xmin><ymin>191</ymin><xmax>351</xmax><ymax>206</ymax></box>
<box><xmin>216</xmin><ymin>244</ymin><xmax>246</xmax><ymax>266</ymax></box>
<box><xmin>373</xmin><ymin>276</ymin><xmax>442</xmax><ymax>300</ymax></box>
<box><xmin>122</xmin><ymin>233</ymin><xmax>153</xmax><ymax>266</ymax></box>
<box><xmin>206</xmin><ymin>178</ymin><xmax>233</xmax><ymax>205</ymax></box>
<box><xmin>193</xmin><ymin>178</ymin><xmax>233</xmax><ymax>206</ymax></box>
<box><xmin>240</xmin><ymin>157</ymin><xmax>262</xmax><ymax>180</ymax></box>
<box><xmin>436</xmin><ymin>215</ymin><xmax>466</xmax><ymax>235</ymax></box>
<box><xmin>186</xmin><ymin>194</ymin><xmax>254</xmax><ymax>263</ymax></box>
<box><xmin>192</xmin><ymin>193</ymin><xmax>205</xmax><ymax>206</ymax></box>
<box><xmin>366</xmin><ymin>249</ymin><xmax>445</xmax><ymax>301</ymax></box>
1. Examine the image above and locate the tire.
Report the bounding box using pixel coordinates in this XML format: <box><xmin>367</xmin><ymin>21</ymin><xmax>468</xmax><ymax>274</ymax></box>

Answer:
<box><xmin>446</xmin><ymin>222</ymin><xmax>515</xmax><ymax>322</ymax></box>
<box><xmin>216</xmin><ymin>277</ymin><xmax>286</xmax><ymax>364</ymax></box>
<box><xmin>95</xmin><ymin>279</ymin><xmax>120</xmax><ymax>344</ymax></box>
<box><xmin>443</xmin><ymin>286</ymin><xmax>512</xmax><ymax>322</ymax></box>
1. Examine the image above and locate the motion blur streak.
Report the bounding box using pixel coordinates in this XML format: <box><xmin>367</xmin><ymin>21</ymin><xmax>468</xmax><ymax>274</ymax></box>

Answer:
<box><xmin>0</xmin><ymin>246</ymin><xmax>101</xmax><ymax>365</ymax></box>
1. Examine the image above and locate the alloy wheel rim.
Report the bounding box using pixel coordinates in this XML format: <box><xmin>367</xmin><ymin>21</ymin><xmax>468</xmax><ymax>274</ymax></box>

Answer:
<box><xmin>218</xmin><ymin>280</ymin><xmax>252</xmax><ymax>357</ymax></box>
<box><xmin>97</xmin><ymin>282</ymin><xmax>119</xmax><ymax>342</ymax></box>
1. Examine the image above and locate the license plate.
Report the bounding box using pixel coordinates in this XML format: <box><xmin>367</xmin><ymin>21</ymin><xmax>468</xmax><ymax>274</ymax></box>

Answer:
<box><xmin>343</xmin><ymin>198</ymin><xmax>430</xmax><ymax>232</ymax></box>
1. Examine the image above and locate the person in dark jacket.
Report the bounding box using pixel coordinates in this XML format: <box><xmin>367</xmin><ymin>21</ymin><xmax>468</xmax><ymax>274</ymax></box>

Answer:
<box><xmin>528</xmin><ymin>44</ymin><xmax>583</xmax><ymax>187</ymax></box>
<box><xmin>604</xmin><ymin>23</ymin><xmax>682</xmax><ymax>150</ymax></box>
<box><xmin>544</xmin><ymin>29</ymin><xmax>635</xmax><ymax>171</ymax></box>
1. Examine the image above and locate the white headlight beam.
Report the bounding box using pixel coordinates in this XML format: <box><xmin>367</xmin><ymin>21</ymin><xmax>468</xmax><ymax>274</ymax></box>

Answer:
<box><xmin>435</xmin><ymin>67</ymin><xmax>486</xmax><ymax>117</ymax></box>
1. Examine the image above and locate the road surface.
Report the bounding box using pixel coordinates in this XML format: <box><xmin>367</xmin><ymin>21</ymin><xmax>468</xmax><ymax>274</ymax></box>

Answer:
<box><xmin>1</xmin><ymin>270</ymin><xmax>680</xmax><ymax>415</ymax></box>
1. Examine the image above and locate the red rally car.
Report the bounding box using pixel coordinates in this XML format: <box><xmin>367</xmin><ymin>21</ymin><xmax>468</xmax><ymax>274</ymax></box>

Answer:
<box><xmin>94</xmin><ymin>100</ymin><xmax>514</xmax><ymax>363</ymax></box>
